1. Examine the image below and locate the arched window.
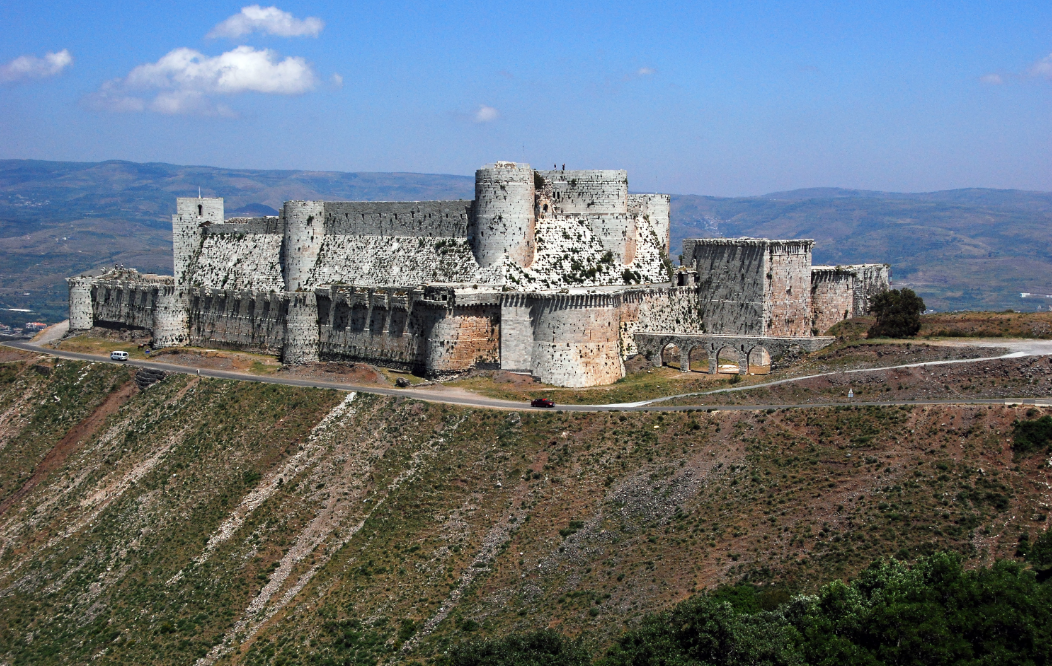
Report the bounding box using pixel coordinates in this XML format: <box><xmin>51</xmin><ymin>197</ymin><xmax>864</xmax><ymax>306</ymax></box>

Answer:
<box><xmin>198</xmin><ymin>204</ymin><xmax>203</xmax><ymax>216</ymax></box>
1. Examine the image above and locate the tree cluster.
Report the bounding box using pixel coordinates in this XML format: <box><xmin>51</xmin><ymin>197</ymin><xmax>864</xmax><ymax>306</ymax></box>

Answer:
<box><xmin>446</xmin><ymin>551</ymin><xmax>1052</xmax><ymax>666</ymax></box>
<box><xmin>867</xmin><ymin>288</ymin><xmax>925</xmax><ymax>338</ymax></box>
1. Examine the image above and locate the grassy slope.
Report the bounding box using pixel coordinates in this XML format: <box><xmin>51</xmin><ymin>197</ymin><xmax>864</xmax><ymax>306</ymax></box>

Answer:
<box><xmin>0</xmin><ymin>358</ymin><xmax>1048</xmax><ymax>664</ymax></box>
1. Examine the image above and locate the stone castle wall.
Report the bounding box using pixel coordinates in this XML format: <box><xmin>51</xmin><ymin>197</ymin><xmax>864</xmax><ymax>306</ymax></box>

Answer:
<box><xmin>764</xmin><ymin>241</ymin><xmax>814</xmax><ymax>337</ymax></box>
<box><xmin>684</xmin><ymin>239</ymin><xmax>768</xmax><ymax>335</ymax></box>
<box><xmin>810</xmin><ymin>264</ymin><xmax>892</xmax><ymax>334</ymax></box>
<box><xmin>187</xmin><ymin>287</ymin><xmax>286</xmax><ymax>354</ymax></box>
<box><xmin>323</xmin><ymin>201</ymin><xmax>472</xmax><ymax>237</ymax></box>
<box><xmin>66</xmin><ymin>162</ymin><xmax>888</xmax><ymax>389</ymax></box>
<box><xmin>810</xmin><ymin>267</ymin><xmax>855</xmax><ymax>335</ymax></box>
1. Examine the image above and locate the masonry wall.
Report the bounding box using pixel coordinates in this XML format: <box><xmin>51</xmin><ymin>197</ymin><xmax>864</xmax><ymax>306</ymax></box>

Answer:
<box><xmin>426</xmin><ymin>305</ymin><xmax>502</xmax><ymax>375</ymax></box>
<box><xmin>186</xmin><ymin>288</ymin><xmax>286</xmax><ymax>355</ymax></box>
<box><xmin>628</xmin><ymin>194</ymin><xmax>671</xmax><ymax>254</ymax></box>
<box><xmin>308</xmin><ymin>235</ymin><xmax>500</xmax><ymax>288</ymax></box>
<box><xmin>92</xmin><ymin>281</ymin><xmax>164</xmax><ymax>331</ymax></box>
<box><xmin>67</xmin><ymin>277</ymin><xmax>94</xmax><ymax>331</ymax></box>
<box><xmin>617</xmin><ymin>286</ymin><xmax>702</xmax><ymax>357</ymax></box>
<box><xmin>191</xmin><ymin>231</ymin><xmax>284</xmax><ymax>291</ymax></box>
<box><xmin>499</xmin><ymin>294</ymin><xmax>533</xmax><ymax>372</ymax></box>
<box><xmin>536</xmin><ymin>170</ymin><xmax>628</xmax><ymax>215</ymax></box>
<box><xmin>323</xmin><ymin>201</ymin><xmax>472</xmax><ymax>237</ymax></box>
<box><xmin>851</xmin><ymin>264</ymin><xmax>891</xmax><ymax>317</ymax></box>
<box><xmin>810</xmin><ymin>268</ymin><xmax>855</xmax><ymax>335</ymax></box>
<box><xmin>764</xmin><ymin>241</ymin><xmax>814</xmax><ymax>337</ymax></box>
<box><xmin>530</xmin><ymin>293</ymin><xmax>624</xmax><ymax>387</ymax></box>
<box><xmin>684</xmin><ymin>240</ymin><xmax>768</xmax><ymax>336</ymax></box>
<box><xmin>316</xmin><ymin>287</ymin><xmax>430</xmax><ymax>371</ymax></box>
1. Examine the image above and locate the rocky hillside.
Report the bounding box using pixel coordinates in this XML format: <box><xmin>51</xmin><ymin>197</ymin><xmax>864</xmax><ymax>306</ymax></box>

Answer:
<box><xmin>0</xmin><ymin>348</ymin><xmax>1049</xmax><ymax>664</ymax></box>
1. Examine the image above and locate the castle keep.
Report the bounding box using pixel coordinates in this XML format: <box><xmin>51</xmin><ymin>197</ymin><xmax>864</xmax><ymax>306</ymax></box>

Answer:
<box><xmin>67</xmin><ymin>162</ymin><xmax>889</xmax><ymax>387</ymax></box>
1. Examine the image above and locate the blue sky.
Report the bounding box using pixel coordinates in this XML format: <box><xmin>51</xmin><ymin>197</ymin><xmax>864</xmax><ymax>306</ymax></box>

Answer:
<box><xmin>0</xmin><ymin>1</ymin><xmax>1049</xmax><ymax>196</ymax></box>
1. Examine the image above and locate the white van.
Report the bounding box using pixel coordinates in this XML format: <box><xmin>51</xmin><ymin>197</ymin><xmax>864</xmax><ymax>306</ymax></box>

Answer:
<box><xmin>110</xmin><ymin>351</ymin><xmax>129</xmax><ymax>362</ymax></box>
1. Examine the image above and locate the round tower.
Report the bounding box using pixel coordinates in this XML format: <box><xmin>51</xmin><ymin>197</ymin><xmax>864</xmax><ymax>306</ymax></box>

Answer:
<box><xmin>67</xmin><ymin>277</ymin><xmax>94</xmax><ymax>331</ymax></box>
<box><xmin>471</xmin><ymin>162</ymin><xmax>536</xmax><ymax>269</ymax></box>
<box><xmin>282</xmin><ymin>201</ymin><xmax>325</xmax><ymax>292</ymax></box>
<box><xmin>152</xmin><ymin>284</ymin><xmax>189</xmax><ymax>348</ymax></box>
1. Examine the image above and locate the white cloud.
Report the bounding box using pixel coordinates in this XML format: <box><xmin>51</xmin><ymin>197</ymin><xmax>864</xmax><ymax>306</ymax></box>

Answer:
<box><xmin>331</xmin><ymin>72</ymin><xmax>343</xmax><ymax>88</ymax></box>
<box><xmin>979</xmin><ymin>73</ymin><xmax>1003</xmax><ymax>85</ymax></box>
<box><xmin>473</xmin><ymin>105</ymin><xmax>499</xmax><ymax>123</ymax></box>
<box><xmin>636</xmin><ymin>67</ymin><xmax>655</xmax><ymax>76</ymax></box>
<box><xmin>86</xmin><ymin>46</ymin><xmax>317</xmax><ymax>116</ymax></box>
<box><xmin>0</xmin><ymin>49</ymin><xmax>73</xmax><ymax>84</ymax></box>
<box><xmin>208</xmin><ymin>5</ymin><xmax>324</xmax><ymax>38</ymax></box>
<box><xmin>1030</xmin><ymin>54</ymin><xmax>1052</xmax><ymax>79</ymax></box>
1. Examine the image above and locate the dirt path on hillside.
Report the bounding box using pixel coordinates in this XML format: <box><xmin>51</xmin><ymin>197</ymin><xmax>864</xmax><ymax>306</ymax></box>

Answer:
<box><xmin>0</xmin><ymin>379</ymin><xmax>136</xmax><ymax>516</ymax></box>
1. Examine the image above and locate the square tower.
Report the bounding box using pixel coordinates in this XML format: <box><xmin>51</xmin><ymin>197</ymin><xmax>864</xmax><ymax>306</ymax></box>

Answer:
<box><xmin>172</xmin><ymin>197</ymin><xmax>223</xmax><ymax>285</ymax></box>
<box><xmin>684</xmin><ymin>238</ymin><xmax>814</xmax><ymax>337</ymax></box>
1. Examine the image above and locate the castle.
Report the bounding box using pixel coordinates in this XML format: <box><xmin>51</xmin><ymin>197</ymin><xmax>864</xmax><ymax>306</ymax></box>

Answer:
<box><xmin>67</xmin><ymin>162</ymin><xmax>889</xmax><ymax>387</ymax></box>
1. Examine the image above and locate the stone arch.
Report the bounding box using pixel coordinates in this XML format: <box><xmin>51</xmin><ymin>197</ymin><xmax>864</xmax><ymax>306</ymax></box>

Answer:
<box><xmin>747</xmin><ymin>345</ymin><xmax>771</xmax><ymax>375</ymax></box>
<box><xmin>688</xmin><ymin>345</ymin><xmax>708</xmax><ymax>373</ymax></box>
<box><xmin>714</xmin><ymin>345</ymin><xmax>740</xmax><ymax>374</ymax></box>
<box><xmin>661</xmin><ymin>342</ymin><xmax>682</xmax><ymax>369</ymax></box>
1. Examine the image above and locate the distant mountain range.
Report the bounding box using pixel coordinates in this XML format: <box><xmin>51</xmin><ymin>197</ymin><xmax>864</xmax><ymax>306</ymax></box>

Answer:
<box><xmin>2</xmin><ymin>158</ymin><xmax>1050</xmax><ymax>324</ymax></box>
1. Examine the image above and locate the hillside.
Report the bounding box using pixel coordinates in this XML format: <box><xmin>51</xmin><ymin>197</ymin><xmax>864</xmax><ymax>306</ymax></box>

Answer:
<box><xmin>2</xmin><ymin>159</ymin><xmax>1052</xmax><ymax>324</ymax></box>
<box><xmin>0</xmin><ymin>348</ymin><xmax>1049</xmax><ymax>664</ymax></box>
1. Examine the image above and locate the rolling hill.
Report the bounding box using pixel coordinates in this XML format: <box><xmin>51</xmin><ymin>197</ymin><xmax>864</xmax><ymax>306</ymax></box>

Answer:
<box><xmin>2</xmin><ymin>158</ymin><xmax>1050</xmax><ymax>325</ymax></box>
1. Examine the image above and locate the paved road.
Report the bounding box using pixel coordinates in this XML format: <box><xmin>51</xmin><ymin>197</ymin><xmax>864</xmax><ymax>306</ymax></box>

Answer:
<box><xmin>4</xmin><ymin>338</ymin><xmax>1051</xmax><ymax>413</ymax></box>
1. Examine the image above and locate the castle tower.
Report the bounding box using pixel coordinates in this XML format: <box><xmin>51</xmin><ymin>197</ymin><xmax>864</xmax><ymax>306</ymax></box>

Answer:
<box><xmin>67</xmin><ymin>276</ymin><xmax>94</xmax><ymax>331</ymax></box>
<box><xmin>281</xmin><ymin>201</ymin><xmax>324</xmax><ymax>364</ymax></box>
<box><xmin>152</xmin><ymin>284</ymin><xmax>189</xmax><ymax>348</ymax></box>
<box><xmin>173</xmin><ymin>197</ymin><xmax>223</xmax><ymax>286</ymax></box>
<box><xmin>471</xmin><ymin>162</ymin><xmax>536</xmax><ymax>269</ymax></box>
<box><xmin>282</xmin><ymin>201</ymin><xmax>325</xmax><ymax>291</ymax></box>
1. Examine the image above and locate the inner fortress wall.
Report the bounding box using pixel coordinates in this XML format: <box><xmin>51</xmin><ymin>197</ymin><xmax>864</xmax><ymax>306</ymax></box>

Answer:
<box><xmin>191</xmin><ymin>232</ymin><xmax>284</xmax><ymax>291</ymax></box>
<box><xmin>536</xmin><ymin>170</ymin><xmax>628</xmax><ymax>215</ymax></box>
<box><xmin>764</xmin><ymin>241</ymin><xmax>814</xmax><ymax>337</ymax></box>
<box><xmin>323</xmin><ymin>201</ymin><xmax>472</xmax><ymax>237</ymax></box>
<box><xmin>628</xmin><ymin>194</ymin><xmax>671</xmax><ymax>254</ymax></box>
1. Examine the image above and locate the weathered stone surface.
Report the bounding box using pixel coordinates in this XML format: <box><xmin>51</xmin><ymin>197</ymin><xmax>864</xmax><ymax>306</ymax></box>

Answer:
<box><xmin>811</xmin><ymin>264</ymin><xmax>892</xmax><ymax>334</ymax></box>
<box><xmin>67</xmin><ymin>163</ymin><xmax>887</xmax><ymax>388</ymax></box>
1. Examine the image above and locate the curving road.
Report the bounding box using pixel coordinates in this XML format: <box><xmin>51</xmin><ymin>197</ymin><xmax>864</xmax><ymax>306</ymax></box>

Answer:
<box><xmin>4</xmin><ymin>336</ymin><xmax>1051</xmax><ymax>413</ymax></box>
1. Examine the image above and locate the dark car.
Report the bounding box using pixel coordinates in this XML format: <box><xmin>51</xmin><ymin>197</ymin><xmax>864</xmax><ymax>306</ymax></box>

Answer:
<box><xmin>530</xmin><ymin>398</ymin><xmax>555</xmax><ymax>408</ymax></box>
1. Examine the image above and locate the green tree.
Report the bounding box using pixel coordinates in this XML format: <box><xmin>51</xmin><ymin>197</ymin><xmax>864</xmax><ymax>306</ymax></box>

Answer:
<box><xmin>444</xmin><ymin>629</ymin><xmax>590</xmax><ymax>666</ymax></box>
<box><xmin>867</xmin><ymin>288</ymin><xmax>925</xmax><ymax>338</ymax></box>
<box><xmin>1029</xmin><ymin>528</ymin><xmax>1052</xmax><ymax>581</ymax></box>
<box><xmin>1013</xmin><ymin>415</ymin><xmax>1052</xmax><ymax>455</ymax></box>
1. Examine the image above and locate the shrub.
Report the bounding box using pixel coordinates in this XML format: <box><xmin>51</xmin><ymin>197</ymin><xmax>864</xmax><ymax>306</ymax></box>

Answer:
<box><xmin>443</xmin><ymin>629</ymin><xmax>589</xmax><ymax>666</ymax></box>
<box><xmin>867</xmin><ymin>288</ymin><xmax>925</xmax><ymax>338</ymax></box>
<box><xmin>1012</xmin><ymin>415</ymin><xmax>1052</xmax><ymax>455</ymax></box>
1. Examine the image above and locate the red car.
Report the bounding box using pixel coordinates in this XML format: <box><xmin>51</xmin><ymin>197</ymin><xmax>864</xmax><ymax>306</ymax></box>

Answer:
<box><xmin>530</xmin><ymin>398</ymin><xmax>555</xmax><ymax>408</ymax></box>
